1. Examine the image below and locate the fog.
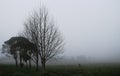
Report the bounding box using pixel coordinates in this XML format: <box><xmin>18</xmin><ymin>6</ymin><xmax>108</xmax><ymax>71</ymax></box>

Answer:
<box><xmin>0</xmin><ymin>0</ymin><xmax>120</xmax><ymax>64</ymax></box>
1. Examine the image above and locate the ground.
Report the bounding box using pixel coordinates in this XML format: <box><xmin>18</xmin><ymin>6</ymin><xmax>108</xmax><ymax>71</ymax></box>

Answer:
<box><xmin>0</xmin><ymin>64</ymin><xmax>120</xmax><ymax>76</ymax></box>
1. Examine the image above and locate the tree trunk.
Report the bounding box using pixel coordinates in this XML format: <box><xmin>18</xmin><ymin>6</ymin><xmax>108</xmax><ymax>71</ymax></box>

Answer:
<box><xmin>20</xmin><ymin>55</ymin><xmax>23</xmax><ymax>68</ymax></box>
<box><xmin>41</xmin><ymin>60</ymin><xmax>46</xmax><ymax>71</ymax></box>
<box><xmin>36</xmin><ymin>53</ymin><xmax>39</xmax><ymax>71</ymax></box>
<box><xmin>15</xmin><ymin>58</ymin><xmax>18</xmax><ymax>67</ymax></box>
<box><xmin>42</xmin><ymin>63</ymin><xmax>45</xmax><ymax>70</ymax></box>
<box><xmin>26</xmin><ymin>61</ymin><xmax>28</xmax><ymax>69</ymax></box>
<box><xmin>14</xmin><ymin>54</ymin><xmax>18</xmax><ymax>67</ymax></box>
<box><xmin>29</xmin><ymin>59</ymin><xmax>31</xmax><ymax>69</ymax></box>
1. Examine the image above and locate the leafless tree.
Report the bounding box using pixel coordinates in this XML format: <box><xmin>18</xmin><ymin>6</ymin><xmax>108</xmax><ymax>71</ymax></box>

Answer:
<box><xmin>22</xmin><ymin>7</ymin><xmax>64</xmax><ymax>70</ymax></box>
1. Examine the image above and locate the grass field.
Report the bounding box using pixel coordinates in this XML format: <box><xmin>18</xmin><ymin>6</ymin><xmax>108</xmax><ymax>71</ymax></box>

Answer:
<box><xmin>0</xmin><ymin>64</ymin><xmax>120</xmax><ymax>76</ymax></box>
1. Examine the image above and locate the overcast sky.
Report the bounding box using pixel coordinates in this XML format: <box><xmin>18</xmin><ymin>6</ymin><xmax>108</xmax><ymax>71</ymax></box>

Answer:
<box><xmin>0</xmin><ymin>0</ymin><xmax>120</xmax><ymax>61</ymax></box>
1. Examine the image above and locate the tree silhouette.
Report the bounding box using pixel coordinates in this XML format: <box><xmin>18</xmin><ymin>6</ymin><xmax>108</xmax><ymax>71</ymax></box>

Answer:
<box><xmin>2</xmin><ymin>37</ymin><xmax>36</xmax><ymax>68</ymax></box>
<box><xmin>23</xmin><ymin>7</ymin><xmax>64</xmax><ymax>70</ymax></box>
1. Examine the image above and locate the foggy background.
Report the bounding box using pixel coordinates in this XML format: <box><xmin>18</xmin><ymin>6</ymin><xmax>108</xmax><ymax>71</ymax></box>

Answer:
<box><xmin>0</xmin><ymin>0</ymin><xmax>120</xmax><ymax>64</ymax></box>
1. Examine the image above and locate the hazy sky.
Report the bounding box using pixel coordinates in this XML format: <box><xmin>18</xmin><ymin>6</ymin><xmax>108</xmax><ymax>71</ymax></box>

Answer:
<box><xmin>0</xmin><ymin>0</ymin><xmax>120</xmax><ymax>61</ymax></box>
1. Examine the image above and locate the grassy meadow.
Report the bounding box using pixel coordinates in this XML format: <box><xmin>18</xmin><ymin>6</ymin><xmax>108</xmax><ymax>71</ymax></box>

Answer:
<box><xmin>0</xmin><ymin>64</ymin><xmax>120</xmax><ymax>76</ymax></box>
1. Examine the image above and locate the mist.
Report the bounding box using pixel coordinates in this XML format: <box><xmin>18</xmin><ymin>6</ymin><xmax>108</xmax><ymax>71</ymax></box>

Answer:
<box><xmin>0</xmin><ymin>0</ymin><xmax>120</xmax><ymax>64</ymax></box>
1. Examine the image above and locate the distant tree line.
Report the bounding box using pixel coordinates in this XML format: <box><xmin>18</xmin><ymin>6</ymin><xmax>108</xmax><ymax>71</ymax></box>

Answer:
<box><xmin>2</xmin><ymin>7</ymin><xmax>64</xmax><ymax>71</ymax></box>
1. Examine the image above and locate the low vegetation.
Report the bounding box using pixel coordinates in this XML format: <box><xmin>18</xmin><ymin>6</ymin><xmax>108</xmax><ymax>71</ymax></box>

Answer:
<box><xmin>0</xmin><ymin>64</ymin><xmax>120</xmax><ymax>76</ymax></box>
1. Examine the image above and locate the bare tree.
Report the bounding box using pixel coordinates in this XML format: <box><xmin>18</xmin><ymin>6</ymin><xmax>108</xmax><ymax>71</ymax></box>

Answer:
<box><xmin>23</xmin><ymin>17</ymin><xmax>40</xmax><ymax>70</ymax></box>
<box><xmin>23</xmin><ymin>7</ymin><xmax>64</xmax><ymax>70</ymax></box>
